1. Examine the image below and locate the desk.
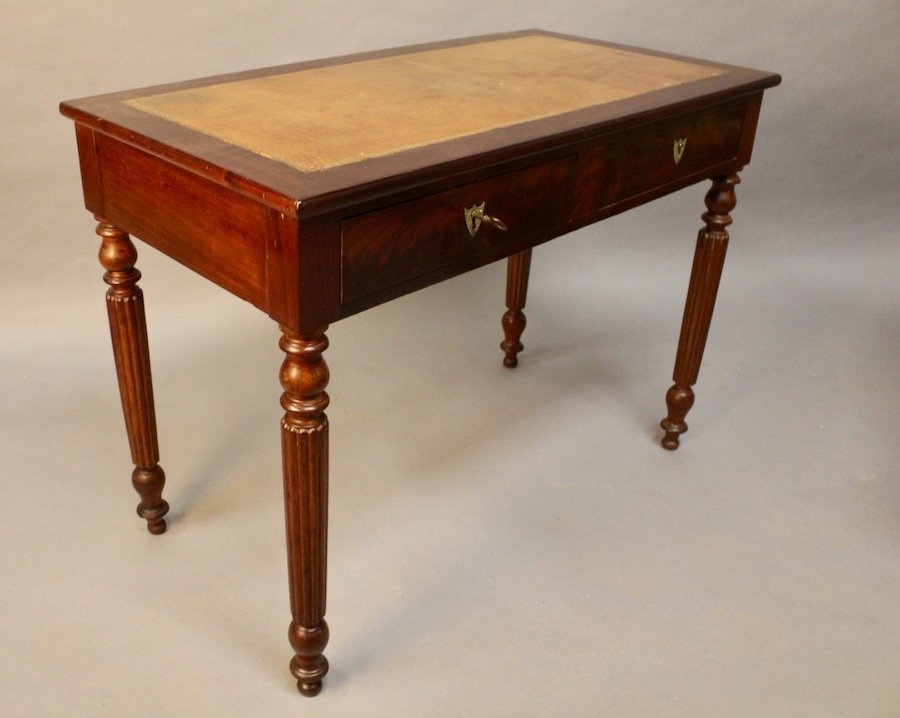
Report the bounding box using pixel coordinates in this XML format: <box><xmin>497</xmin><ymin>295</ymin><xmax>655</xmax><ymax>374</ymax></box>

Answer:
<box><xmin>60</xmin><ymin>30</ymin><xmax>780</xmax><ymax>696</ymax></box>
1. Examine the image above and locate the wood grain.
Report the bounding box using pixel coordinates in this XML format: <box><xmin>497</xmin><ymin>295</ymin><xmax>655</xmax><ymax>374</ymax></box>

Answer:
<box><xmin>94</xmin><ymin>132</ymin><xmax>269</xmax><ymax>310</ymax></box>
<box><xmin>97</xmin><ymin>220</ymin><xmax>169</xmax><ymax>534</ymax></box>
<box><xmin>340</xmin><ymin>156</ymin><xmax>572</xmax><ymax>303</ymax></box>
<box><xmin>59</xmin><ymin>31</ymin><xmax>781</xmax><ymax>698</ymax></box>
<box><xmin>279</xmin><ymin>328</ymin><xmax>330</xmax><ymax>696</ymax></box>
<box><xmin>572</xmin><ymin>101</ymin><xmax>746</xmax><ymax>223</ymax></box>
<box><xmin>501</xmin><ymin>249</ymin><xmax>532</xmax><ymax>367</ymax></box>
<box><xmin>660</xmin><ymin>174</ymin><xmax>740</xmax><ymax>450</ymax></box>
<box><xmin>60</xmin><ymin>30</ymin><xmax>780</xmax><ymax>213</ymax></box>
<box><xmin>338</xmin><ymin>97</ymin><xmax>752</xmax><ymax>318</ymax></box>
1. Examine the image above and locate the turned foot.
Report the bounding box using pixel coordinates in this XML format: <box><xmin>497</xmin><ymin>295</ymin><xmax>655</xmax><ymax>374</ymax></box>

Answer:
<box><xmin>500</xmin><ymin>309</ymin><xmax>525</xmax><ymax>367</ymax></box>
<box><xmin>500</xmin><ymin>248</ymin><xmax>531</xmax><ymax>368</ymax></box>
<box><xmin>133</xmin><ymin>466</ymin><xmax>169</xmax><ymax>534</ymax></box>
<box><xmin>659</xmin><ymin>175</ymin><xmax>738</xmax><ymax>450</ymax></box>
<box><xmin>660</xmin><ymin>385</ymin><xmax>694</xmax><ymax>450</ymax></box>
<box><xmin>289</xmin><ymin>621</ymin><xmax>330</xmax><ymax>696</ymax></box>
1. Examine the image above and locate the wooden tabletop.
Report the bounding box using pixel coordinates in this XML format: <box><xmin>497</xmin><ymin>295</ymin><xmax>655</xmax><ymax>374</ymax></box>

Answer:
<box><xmin>60</xmin><ymin>30</ymin><xmax>783</xmax><ymax>699</ymax></box>
<box><xmin>60</xmin><ymin>30</ymin><xmax>779</xmax><ymax>214</ymax></box>
<box><xmin>125</xmin><ymin>35</ymin><xmax>723</xmax><ymax>173</ymax></box>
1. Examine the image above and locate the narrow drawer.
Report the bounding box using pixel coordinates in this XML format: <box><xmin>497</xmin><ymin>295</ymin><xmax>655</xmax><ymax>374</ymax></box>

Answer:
<box><xmin>341</xmin><ymin>156</ymin><xmax>573</xmax><ymax>303</ymax></box>
<box><xmin>574</xmin><ymin>101</ymin><xmax>747</xmax><ymax>219</ymax></box>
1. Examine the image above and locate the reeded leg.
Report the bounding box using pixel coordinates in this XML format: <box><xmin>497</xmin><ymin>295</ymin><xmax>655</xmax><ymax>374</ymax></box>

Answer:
<box><xmin>500</xmin><ymin>248</ymin><xmax>532</xmax><ymax>367</ymax></box>
<box><xmin>279</xmin><ymin>327</ymin><xmax>330</xmax><ymax>696</ymax></box>
<box><xmin>660</xmin><ymin>174</ymin><xmax>740</xmax><ymax>450</ymax></box>
<box><xmin>97</xmin><ymin>220</ymin><xmax>169</xmax><ymax>533</ymax></box>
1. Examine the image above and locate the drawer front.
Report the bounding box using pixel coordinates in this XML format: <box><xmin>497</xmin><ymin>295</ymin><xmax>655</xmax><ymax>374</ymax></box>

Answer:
<box><xmin>573</xmin><ymin>101</ymin><xmax>747</xmax><ymax>220</ymax></box>
<box><xmin>341</xmin><ymin>156</ymin><xmax>573</xmax><ymax>303</ymax></box>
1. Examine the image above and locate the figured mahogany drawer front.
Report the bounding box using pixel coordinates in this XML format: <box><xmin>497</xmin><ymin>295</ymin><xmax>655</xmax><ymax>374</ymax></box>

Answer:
<box><xmin>341</xmin><ymin>157</ymin><xmax>573</xmax><ymax>303</ymax></box>
<box><xmin>575</xmin><ymin>101</ymin><xmax>747</xmax><ymax>219</ymax></box>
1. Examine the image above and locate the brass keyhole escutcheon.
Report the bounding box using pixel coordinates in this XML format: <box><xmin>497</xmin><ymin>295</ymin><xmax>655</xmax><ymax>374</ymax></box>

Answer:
<box><xmin>464</xmin><ymin>202</ymin><xmax>508</xmax><ymax>237</ymax></box>
<box><xmin>673</xmin><ymin>137</ymin><xmax>687</xmax><ymax>165</ymax></box>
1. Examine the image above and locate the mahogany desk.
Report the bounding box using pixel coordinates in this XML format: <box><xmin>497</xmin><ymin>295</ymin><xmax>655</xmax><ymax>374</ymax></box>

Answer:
<box><xmin>60</xmin><ymin>31</ymin><xmax>780</xmax><ymax>696</ymax></box>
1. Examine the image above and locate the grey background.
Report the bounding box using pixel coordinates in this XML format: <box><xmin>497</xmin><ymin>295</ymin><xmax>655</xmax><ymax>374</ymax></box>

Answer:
<box><xmin>2</xmin><ymin>2</ymin><xmax>898</xmax><ymax>716</ymax></box>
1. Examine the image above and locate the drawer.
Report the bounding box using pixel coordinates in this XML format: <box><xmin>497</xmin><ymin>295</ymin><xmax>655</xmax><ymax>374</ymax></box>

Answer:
<box><xmin>341</xmin><ymin>156</ymin><xmax>573</xmax><ymax>303</ymax></box>
<box><xmin>573</xmin><ymin>101</ymin><xmax>747</xmax><ymax>219</ymax></box>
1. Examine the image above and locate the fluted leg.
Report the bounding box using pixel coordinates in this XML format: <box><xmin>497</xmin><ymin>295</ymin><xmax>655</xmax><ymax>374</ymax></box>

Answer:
<box><xmin>500</xmin><ymin>248</ymin><xmax>532</xmax><ymax>367</ymax></box>
<box><xmin>660</xmin><ymin>174</ymin><xmax>739</xmax><ymax>450</ymax></box>
<box><xmin>279</xmin><ymin>327</ymin><xmax>330</xmax><ymax>696</ymax></box>
<box><xmin>97</xmin><ymin>220</ymin><xmax>169</xmax><ymax>534</ymax></box>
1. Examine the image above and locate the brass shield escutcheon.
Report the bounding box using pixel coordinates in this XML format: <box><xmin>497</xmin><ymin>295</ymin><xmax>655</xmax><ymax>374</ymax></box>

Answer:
<box><xmin>464</xmin><ymin>202</ymin><xmax>485</xmax><ymax>237</ymax></box>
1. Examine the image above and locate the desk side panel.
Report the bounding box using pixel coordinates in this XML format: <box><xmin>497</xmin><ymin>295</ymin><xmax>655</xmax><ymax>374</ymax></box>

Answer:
<box><xmin>88</xmin><ymin>130</ymin><xmax>269</xmax><ymax>311</ymax></box>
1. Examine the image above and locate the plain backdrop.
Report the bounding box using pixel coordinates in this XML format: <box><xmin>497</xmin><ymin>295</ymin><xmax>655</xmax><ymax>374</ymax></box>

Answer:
<box><xmin>1</xmin><ymin>2</ymin><xmax>898</xmax><ymax>716</ymax></box>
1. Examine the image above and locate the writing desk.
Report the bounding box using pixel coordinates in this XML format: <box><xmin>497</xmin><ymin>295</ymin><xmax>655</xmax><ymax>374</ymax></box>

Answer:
<box><xmin>60</xmin><ymin>30</ymin><xmax>780</xmax><ymax>696</ymax></box>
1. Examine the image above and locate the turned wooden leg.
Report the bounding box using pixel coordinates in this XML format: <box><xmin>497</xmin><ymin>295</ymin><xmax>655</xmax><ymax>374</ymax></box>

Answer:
<box><xmin>500</xmin><ymin>248</ymin><xmax>532</xmax><ymax>368</ymax></box>
<box><xmin>97</xmin><ymin>220</ymin><xmax>169</xmax><ymax>534</ymax></box>
<box><xmin>660</xmin><ymin>174</ymin><xmax>739</xmax><ymax>450</ymax></box>
<box><xmin>279</xmin><ymin>327</ymin><xmax>330</xmax><ymax>696</ymax></box>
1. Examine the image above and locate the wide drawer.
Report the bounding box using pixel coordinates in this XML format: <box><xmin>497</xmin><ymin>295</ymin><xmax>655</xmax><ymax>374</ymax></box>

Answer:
<box><xmin>341</xmin><ymin>156</ymin><xmax>573</xmax><ymax>303</ymax></box>
<box><xmin>573</xmin><ymin>101</ymin><xmax>747</xmax><ymax>219</ymax></box>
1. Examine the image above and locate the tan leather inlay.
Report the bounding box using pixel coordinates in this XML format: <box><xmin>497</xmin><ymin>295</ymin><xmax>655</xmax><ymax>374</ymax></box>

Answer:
<box><xmin>125</xmin><ymin>36</ymin><xmax>723</xmax><ymax>173</ymax></box>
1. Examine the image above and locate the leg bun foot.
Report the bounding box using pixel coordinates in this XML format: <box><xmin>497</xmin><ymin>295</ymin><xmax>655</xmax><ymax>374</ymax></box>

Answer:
<box><xmin>298</xmin><ymin>680</ymin><xmax>322</xmax><ymax>697</ymax></box>
<box><xmin>661</xmin><ymin>431</ymin><xmax>681</xmax><ymax>451</ymax></box>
